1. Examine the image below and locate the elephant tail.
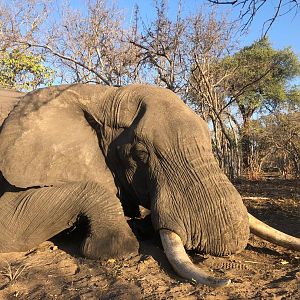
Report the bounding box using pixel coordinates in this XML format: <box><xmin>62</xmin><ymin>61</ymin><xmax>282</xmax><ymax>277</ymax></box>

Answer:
<box><xmin>159</xmin><ymin>229</ymin><xmax>231</xmax><ymax>287</ymax></box>
<box><xmin>248</xmin><ymin>213</ymin><xmax>300</xmax><ymax>251</ymax></box>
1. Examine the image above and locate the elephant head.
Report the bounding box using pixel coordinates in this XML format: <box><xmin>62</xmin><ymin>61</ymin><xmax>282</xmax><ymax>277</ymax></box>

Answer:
<box><xmin>106</xmin><ymin>86</ymin><xmax>250</xmax><ymax>253</ymax></box>
<box><xmin>0</xmin><ymin>84</ymin><xmax>299</xmax><ymax>287</ymax></box>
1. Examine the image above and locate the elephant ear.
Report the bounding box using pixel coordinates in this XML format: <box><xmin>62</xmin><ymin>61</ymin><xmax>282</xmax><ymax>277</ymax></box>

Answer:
<box><xmin>0</xmin><ymin>89</ymin><xmax>112</xmax><ymax>189</ymax></box>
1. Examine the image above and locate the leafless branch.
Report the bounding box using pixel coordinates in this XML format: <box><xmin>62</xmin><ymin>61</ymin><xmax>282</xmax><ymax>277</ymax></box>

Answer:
<box><xmin>208</xmin><ymin>0</ymin><xmax>299</xmax><ymax>35</ymax></box>
<box><xmin>20</xmin><ymin>42</ymin><xmax>112</xmax><ymax>85</ymax></box>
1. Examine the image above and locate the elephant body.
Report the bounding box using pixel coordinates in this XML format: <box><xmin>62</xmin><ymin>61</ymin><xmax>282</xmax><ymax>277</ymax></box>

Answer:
<box><xmin>0</xmin><ymin>85</ymin><xmax>116</xmax><ymax>190</ymax></box>
<box><xmin>0</xmin><ymin>84</ymin><xmax>298</xmax><ymax>286</ymax></box>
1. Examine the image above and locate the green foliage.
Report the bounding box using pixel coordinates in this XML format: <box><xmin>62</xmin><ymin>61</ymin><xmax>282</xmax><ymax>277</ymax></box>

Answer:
<box><xmin>224</xmin><ymin>37</ymin><xmax>300</xmax><ymax>116</ymax></box>
<box><xmin>219</xmin><ymin>37</ymin><xmax>300</xmax><ymax>171</ymax></box>
<box><xmin>0</xmin><ymin>49</ymin><xmax>54</xmax><ymax>91</ymax></box>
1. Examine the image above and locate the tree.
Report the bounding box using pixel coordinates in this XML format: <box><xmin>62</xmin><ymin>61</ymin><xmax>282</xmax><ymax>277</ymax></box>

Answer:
<box><xmin>25</xmin><ymin>0</ymin><xmax>142</xmax><ymax>86</ymax></box>
<box><xmin>130</xmin><ymin>0</ymin><xmax>191</xmax><ymax>95</ymax></box>
<box><xmin>223</xmin><ymin>37</ymin><xmax>300</xmax><ymax>171</ymax></box>
<box><xmin>131</xmin><ymin>1</ymin><xmax>238</xmax><ymax>99</ymax></box>
<box><xmin>0</xmin><ymin>0</ymin><xmax>49</xmax><ymax>49</ymax></box>
<box><xmin>189</xmin><ymin>36</ymin><xmax>300</xmax><ymax>178</ymax></box>
<box><xmin>0</xmin><ymin>48</ymin><xmax>54</xmax><ymax>90</ymax></box>
<box><xmin>0</xmin><ymin>0</ymin><xmax>143</xmax><ymax>86</ymax></box>
<box><xmin>250</xmin><ymin>110</ymin><xmax>300</xmax><ymax>178</ymax></box>
<box><xmin>0</xmin><ymin>0</ymin><xmax>54</xmax><ymax>90</ymax></box>
<box><xmin>187</xmin><ymin>11</ymin><xmax>241</xmax><ymax>178</ymax></box>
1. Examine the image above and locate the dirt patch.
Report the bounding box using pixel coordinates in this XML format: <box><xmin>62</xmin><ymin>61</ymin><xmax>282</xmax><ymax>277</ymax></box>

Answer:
<box><xmin>0</xmin><ymin>179</ymin><xmax>299</xmax><ymax>299</ymax></box>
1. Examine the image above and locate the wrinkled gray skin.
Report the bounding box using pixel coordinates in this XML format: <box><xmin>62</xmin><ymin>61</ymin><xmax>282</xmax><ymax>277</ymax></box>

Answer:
<box><xmin>0</xmin><ymin>84</ymin><xmax>298</xmax><ymax>286</ymax></box>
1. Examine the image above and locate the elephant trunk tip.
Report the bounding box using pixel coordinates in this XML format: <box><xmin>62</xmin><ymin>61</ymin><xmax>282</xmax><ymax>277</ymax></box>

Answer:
<box><xmin>159</xmin><ymin>229</ymin><xmax>231</xmax><ymax>288</ymax></box>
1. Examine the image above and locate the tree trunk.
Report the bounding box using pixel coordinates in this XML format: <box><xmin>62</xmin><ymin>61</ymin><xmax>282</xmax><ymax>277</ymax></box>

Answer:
<box><xmin>240</xmin><ymin>110</ymin><xmax>253</xmax><ymax>173</ymax></box>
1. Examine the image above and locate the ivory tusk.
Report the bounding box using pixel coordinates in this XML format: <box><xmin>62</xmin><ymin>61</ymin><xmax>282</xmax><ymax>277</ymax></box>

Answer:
<box><xmin>248</xmin><ymin>213</ymin><xmax>300</xmax><ymax>251</ymax></box>
<box><xmin>159</xmin><ymin>229</ymin><xmax>231</xmax><ymax>287</ymax></box>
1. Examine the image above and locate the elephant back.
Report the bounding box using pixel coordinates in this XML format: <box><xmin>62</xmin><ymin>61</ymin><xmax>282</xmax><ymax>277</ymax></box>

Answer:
<box><xmin>0</xmin><ymin>88</ymin><xmax>25</xmax><ymax>126</ymax></box>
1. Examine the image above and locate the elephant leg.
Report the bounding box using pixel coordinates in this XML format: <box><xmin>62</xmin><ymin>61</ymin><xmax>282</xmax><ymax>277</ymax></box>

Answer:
<box><xmin>0</xmin><ymin>182</ymin><xmax>139</xmax><ymax>259</ymax></box>
<box><xmin>78</xmin><ymin>183</ymin><xmax>140</xmax><ymax>259</ymax></box>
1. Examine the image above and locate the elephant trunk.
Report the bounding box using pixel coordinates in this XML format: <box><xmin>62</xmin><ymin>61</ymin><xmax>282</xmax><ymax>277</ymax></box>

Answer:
<box><xmin>248</xmin><ymin>213</ymin><xmax>300</xmax><ymax>251</ymax></box>
<box><xmin>159</xmin><ymin>229</ymin><xmax>231</xmax><ymax>287</ymax></box>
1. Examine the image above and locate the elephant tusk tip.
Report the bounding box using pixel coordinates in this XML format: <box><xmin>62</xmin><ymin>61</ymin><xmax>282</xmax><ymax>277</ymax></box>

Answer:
<box><xmin>192</xmin><ymin>276</ymin><xmax>231</xmax><ymax>288</ymax></box>
<box><xmin>160</xmin><ymin>229</ymin><xmax>232</xmax><ymax>288</ymax></box>
<box><xmin>210</xmin><ymin>278</ymin><xmax>231</xmax><ymax>288</ymax></box>
<box><xmin>224</xmin><ymin>278</ymin><xmax>231</xmax><ymax>286</ymax></box>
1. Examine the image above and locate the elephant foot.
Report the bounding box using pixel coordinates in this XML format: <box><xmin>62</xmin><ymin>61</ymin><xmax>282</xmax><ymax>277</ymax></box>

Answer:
<box><xmin>81</xmin><ymin>226</ymin><xmax>139</xmax><ymax>260</ymax></box>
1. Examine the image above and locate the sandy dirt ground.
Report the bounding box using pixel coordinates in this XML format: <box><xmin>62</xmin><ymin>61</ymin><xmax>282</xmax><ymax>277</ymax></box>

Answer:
<box><xmin>0</xmin><ymin>179</ymin><xmax>299</xmax><ymax>299</ymax></box>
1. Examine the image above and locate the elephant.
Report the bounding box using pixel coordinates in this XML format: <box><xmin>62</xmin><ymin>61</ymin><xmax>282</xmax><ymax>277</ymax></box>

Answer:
<box><xmin>0</xmin><ymin>88</ymin><xmax>24</xmax><ymax>125</ymax></box>
<box><xmin>0</xmin><ymin>84</ymin><xmax>299</xmax><ymax>287</ymax></box>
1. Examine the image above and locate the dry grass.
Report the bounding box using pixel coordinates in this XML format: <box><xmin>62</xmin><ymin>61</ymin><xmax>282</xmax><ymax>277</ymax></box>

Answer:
<box><xmin>0</xmin><ymin>261</ymin><xmax>29</xmax><ymax>282</ymax></box>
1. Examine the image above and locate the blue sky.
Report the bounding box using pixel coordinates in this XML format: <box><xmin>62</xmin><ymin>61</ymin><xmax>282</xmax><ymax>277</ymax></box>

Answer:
<box><xmin>115</xmin><ymin>0</ymin><xmax>300</xmax><ymax>55</ymax></box>
<box><xmin>69</xmin><ymin>0</ymin><xmax>299</xmax><ymax>55</ymax></box>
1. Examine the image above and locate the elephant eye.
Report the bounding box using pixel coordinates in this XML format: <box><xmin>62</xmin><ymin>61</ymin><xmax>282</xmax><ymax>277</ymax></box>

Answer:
<box><xmin>133</xmin><ymin>143</ymin><xmax>149</xmax><ymax>164</ymax></box>
<box><xmin>117</xmin><ymin>144</ymin><xmax>131</xmax><ymax>161</ymax></box>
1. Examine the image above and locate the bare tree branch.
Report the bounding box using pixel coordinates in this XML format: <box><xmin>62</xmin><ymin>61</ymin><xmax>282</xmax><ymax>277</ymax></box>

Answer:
<box><xmin>21</xmin><ymin>42</ymin><xmax>113</xmax><ymax>85</ymax></box>
<box><xmin>208</xmin><ymin>0</ymin><xmax>299</xmax><ymax>35</ymax></box>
